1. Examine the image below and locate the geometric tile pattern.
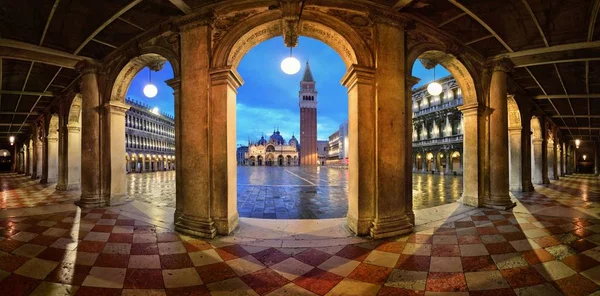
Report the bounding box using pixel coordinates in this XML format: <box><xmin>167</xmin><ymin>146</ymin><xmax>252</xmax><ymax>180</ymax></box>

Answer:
<box><xmin>0</xmin><ymin>173</ymin><xmax>77</xmax><ymax>209</ymax></box>
<box><xmin>0</xmin><ymin>207</ymin><xmax>598</xmax><ymax>295</ymax></box>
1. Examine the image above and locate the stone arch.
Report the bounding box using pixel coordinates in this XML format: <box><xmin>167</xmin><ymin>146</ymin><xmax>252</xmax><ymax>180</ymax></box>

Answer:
<box><xmin>46</xmin><ymin>114</ymin><xmax>60</xmax><ymax>183</ymax></box>
<box><xmin>531</xmin><ymin>116</ymin><xmax>544</xmax><ymax>184</ymax></box>
<box><xmin>507</xmin><ymin>95</ymin><xmax>523</xmax><ymax>191</ymax></box>
<box><xmin>507</xmin><ymin>95</ymin><xmax>521</xmax><ymax>129</ymax></box>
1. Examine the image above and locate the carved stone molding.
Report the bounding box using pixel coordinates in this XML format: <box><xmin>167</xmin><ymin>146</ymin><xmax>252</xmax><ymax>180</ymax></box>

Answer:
<box><xmin>212</xmin><ymin>10</ymin><xmax>257</xmax><ymax>49</ymax></box>
<box><xmin>75</xmin><ymin>61</ymin><xmax>102</xmax><ymax>75</ymax></box>
<box><xmin>493</xmin><ymin>58</ymin><xmax>514</xmax><ymax>73</ymax></box>
<box><xmin>174</xmin><ymin>12</ymin><xmax>215</xmax><ymax>32</ymax></box>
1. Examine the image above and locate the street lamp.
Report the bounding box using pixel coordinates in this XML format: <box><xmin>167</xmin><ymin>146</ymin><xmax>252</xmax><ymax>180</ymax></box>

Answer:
<box><xmin>427</xmin><ymin>66</ymin><xmax>443</xmax><ymax>96</ymax></box>
<box><xmin>583</xmin><ymin>155</ymin><xmax>587</xmax><ymax>161</ymax></box>
<box><xmin>9</xmin><ymin>136</ymin><xmax>15</xmax><ymax>146</ymax></box>
<box><xmin>143</xmin><ymin>68</ymin><xmax>158</xmax><ymax>98</ymax></box>
<box><xmin>281</xmin><ymin>48</ymin><xmax>301</xmax><ymax>75</ymax></box>
<box><xmin>575</xmin><ymin>139</ymin><xmax>581</xmax><ymax>149</ymax></box>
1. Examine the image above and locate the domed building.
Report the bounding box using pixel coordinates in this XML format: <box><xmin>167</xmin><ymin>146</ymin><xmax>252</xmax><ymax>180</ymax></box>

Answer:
<box><xmin>245</xmin><ymin>129</ymin><xmax>299</xmax><ymax>166</ymax></box>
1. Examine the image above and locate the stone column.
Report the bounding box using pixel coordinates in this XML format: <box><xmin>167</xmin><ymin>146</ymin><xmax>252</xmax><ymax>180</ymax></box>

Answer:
<box><xmin>541</xmin><ymin>124</ymin><xmax>550</xmax><ymax>184</ymax></box>
<box><xmin>405</xmin><ymin>76</ymin><xmax>419</xmax><ymax>226</ymax></box>
<box><xmin>445</xmin><ymin>151</ymin><xmax>451</xmax><ymax>174</ymax></box>
<box><xmin>174</xmin><ymin>22</ymin><xmax>216</xmax><ymax>238</ymax></box>
<box><xmin>47</xmin><ymin>134</ymin><xmax>59</xmax><ymax>183</ymax></box>
<box><xmin>141</xmin><ymin>157</ymin><xmax>146</xmax><ymax>172</ymax></box>
<box><xmin>347</xmin><ymin>20</ymin><xmax>412</xmax><ymax>238</ymax></box>
<box><xmin>532</xmin><ymin>139</ymin><xmax>544</xmax><ymax>184</ymax></box>
<box><xmin>28</xmin><ymin>143</ymin><xmax>33</xmax><ymax>176</ymax></box>
<box><xmin>547</xmin><ymin>138</ymin><xmax>555</xmax><ymax>180</ymax></box>
<box><xmin>457</xmin><ymin>103</ymin><xmax>484</xmax><ymax>206</ymax></box>
<box><xmin>209</xmin><ymin>67</ymin><xmax>243</xmax><ymax>235</ymax></box>
<box><xmin>65</xmin><ymin>124</ymin><xmax>81</xmax><ymax>190</ymax></box>
<box><xmin>104</xmin><ymin>101</ymin><xmax>129</xmax><ymax>205</ymax></box>
<box><xmin>41</xmin><ymin>127</ymin><xmax>49</xmax><ymax>183</ymax></box>
<box><xmin>167</xmin><ymin>78</ymin><xmax>181</xmax><ymax>220</ymax></box>
<box><xmin>485</xmin><ymin>60</ymin><xmax>515</xmax><ymax>209</ymax></box>
<box><xmin>36</xmin><ymin>140</ymin><xmax>43</xmax><ymax>180</ymax></box>
<box><xmin>557</xmin><ymin>144</ymin><xmax>563</xmax><ymax>177</ymax></box>
<box><xmin>57</xmin><ymin>106</ymin><xmax>68</xmax><ymax>190</ymax></box>
<box><xmin>432</xmin><ymin>152</ymin><xmax>438</xmax><ymax>173</ymax></box>
<box><xmin>508</xmin><ymin>127</ymin><xmax>522</xmax><ymax>191</ymax></box>
<box><xmin>77</xmin><ymin>62</ymin><xmax>105</xmax><ymax>208</ymax></box>
<box><xmin>412</xmin><ymin>155</ymin><xmax>417</xmax><ymax>172</ymax></box>
<box><xmin>521</xmin><ymin>118</ymin><xmax>534</xmax><ymax>191</ymax></box>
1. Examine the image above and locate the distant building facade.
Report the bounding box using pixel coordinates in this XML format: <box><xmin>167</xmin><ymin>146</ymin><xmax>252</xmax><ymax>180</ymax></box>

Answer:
<box><xmin>125</xmin><ymin>98</ymin><xmax>176</xmax><ymax>173</ymax></box>
<box><xmin>412</xmin><ymin>76</ymin><xmax>463</xmax><ymax>174</ymax></box>
<box><xmin>326</xmin><ymin>120</ymin><xmax>349</xmax><ymax>166</ymax></box>
<box><xmin>299</xmin><ymin>62</ymin><xmax>318</xmax><ymax>166</ymax></box>
<box><xmin>244</xmin><ymin>129</ymin><xmax>299</xmax><ymax>166</ymax></box>
<box><xmin>317</xmin><ymin>140</ymin><xmax>328</xmax><ymax>166</ymax></box>
<box><xmin>237</xmin><ymin>146</ymin><xmax>248</xmax><ymax>165</ymax></box>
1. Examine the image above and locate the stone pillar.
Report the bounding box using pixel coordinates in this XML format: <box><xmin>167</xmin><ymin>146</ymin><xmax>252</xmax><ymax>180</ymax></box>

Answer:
<box><xmin>47</xmin><ymin>134</ymin><xmax>59</xmax><ymax>183</ymax></box>
<box><xmin>412</xmin><ymin>155</ymin><xmax>417</xmax><ymax>172</ymax></box>
<box><xmin>343</xmin><ymin>20</ymin><xmax>412</xmax><ymax>238</ymax></box>
<box><xmin>28</xmin><ymin>143</ymin><xmax>33</xmax><ymax>176</ymax></box>
<box><xmin>485</xmin><ymin>60</ymin><xmax>515</xmax><ymax>209</ymax></box>
<box><xmin>36</xmin><ymin>140</ymin><xmax>43</xmax><ymax>180</ymax></box>
<box><xmin>141</xmin><ymin>157</ymin><xmax>146</xmax><ymax>172</ymax></box>
<box><xmin>432</xmin><ymin>153</ymin><xmax>438</xmax><ymax>173</ymax></box>
<box><xmin>457</xmin><ymin>103</ymin><xmax>484</xmax><ymax>206</ymax></box>
<box><xmin>547</xmin><ymin>138</ymin><xmax>555</xmax><ymax>180</ymax></box>
<box><xmin>532</xmin><ymin>139</ymin><xmax>544</xmax><ymax>184</ymax></box>
<box><xmin>521</xmin><ymin>118</ymin><xmax>534</xmax><ymax>191</ymax></box>
<box><xmin>77</xmin><ymin>62</ymin><xmax>105</xmax><ymax>208</ymax></box>
<box><xmin>445</xmin><ymin>151</ymin><xmax>451</xmax><ymax>174</ymax></box>
<box><xmin>541</xmin><ymin>124</ymin><xmax>550</xmax><ymax>184</ymax></box>
<box><xmin>65</xmin><ymin>124</ymin><xmax>81</xmax><ymax>190</ymax></box>
<box><xmin>23</xmin><ymin>145</ymin><xmax>29</xmax><ymax>175</ymax></box>
<box><xmin>41</xmin><ymin>127</ymin><xmax>49</xmax><ymax>183</ymax></box>
<box><xmin>57</xmin><ymin>106</ymin><xmax>68</xmax><ymax>190</ymax></box>
<box><xmin>104</xmin><ymin>101</ymin><xmax>129</xmax><ymax>205</ymax></box>
<box><xmin>508</xmin><ymin>127</ymin><xmax>522</xmax><ymax>191</ymax></box>
<box><xmin>167</xmin><ymin>80</ymin><xmax>180</xmax><ymax>225</ymax></box>
<box><xmin>175</xmin><ymin>22</ymin><xmax>216</xmax><ymax>238</ymax></box>
<box><xmin>405</xmin><ymin>76</ymin><xmax>419</xmax><ymax>226</ymax></box>
<box><xmin>557</xmin><ymin>144</ymin><xmax>563</xmax><ymax>177</ymax></box>
<box><xmin>209</xmin><ymin>67</ymin><xmax>242</xmax><ymax>235</ymax></box>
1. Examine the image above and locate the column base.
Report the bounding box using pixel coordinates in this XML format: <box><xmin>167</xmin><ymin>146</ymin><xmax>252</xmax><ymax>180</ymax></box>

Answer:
<box><xmin>107</xmin><ymin>194</ymin><xmax>128</xmax><ymax>206</ymax></box>
<box><xmin>459</xmin><ymin>194</ymin><xmax>480</xmax><ymax>208</ymax></box>
<box><xmin>370</xmin><ymin>216</ymin><xmax>413</xmax><ymax>239</ymax></box>
<box><xmin>543</xmin><ymin>178</ymin><xmax>550</xmax><ymax>184</ymax></box>
<box><xmin>55</xmin><ymin>183</ymin><xmax>68</xmax><ymax>191</ymax></box>
<box><xmin>175</xmin><ymin>214</ymin><xmax>217</xmax><ymax>239</ymax></box>
<box><xmin>483</xmin><ymin>196</ymin><xmax>516</xmax><ymax>210</ymax></box>
<box><xmin>214</xmin><ymin>213</ymin><xmax>239</xmax><ymax>235</ymax></box>
<box><xmin>40</xmin><ymin>178</ymin><xmax>48</xmax><ymax>184</ymax></box>
<box><xmin>405</xmin><ymin>210</ymin><xmax>415</xmax><ymax>228</ymax></box>
<box><xmin>76</xmin><ymin>193</ymin><xmax>106</xmax><ymax>208</ymax></box>
<box><xmin>346</xmin><ymin>213</ymin><xmax>372</xmax><ymax>236</ymax></box>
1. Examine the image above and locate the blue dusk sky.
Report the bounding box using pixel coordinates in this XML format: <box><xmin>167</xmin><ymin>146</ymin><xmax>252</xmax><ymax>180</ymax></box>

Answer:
<box><xmin>126</xmin><ymin>37</ymin><xmax>449</xmax><ymax>146</ymax></box>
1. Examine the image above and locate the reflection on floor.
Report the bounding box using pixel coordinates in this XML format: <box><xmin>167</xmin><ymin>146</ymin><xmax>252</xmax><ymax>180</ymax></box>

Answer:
<box><xmin>0</xmin><ymin>174</ymin><xmax>598</xmax><ymax>295</ymax></box>
<box><xmin>0</xmin><ymin>173</ymin><xmax>77</xmax><ymax>209</ymax></box>
<box><xmin>126</xmin><ymin>168</ymin><xmax>463</xmax><ymax>218</ymax></box>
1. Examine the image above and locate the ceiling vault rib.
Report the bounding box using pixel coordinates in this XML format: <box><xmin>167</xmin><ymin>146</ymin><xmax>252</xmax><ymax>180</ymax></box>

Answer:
<box><xmin>74</xmin><ymin>0</ymin><xmax>143</xmax><ymax>54</ymax></box>
<box><xmin>520</xmin><ymin>0</ymin><xmax>549</xmax><ymax>47</ymax></box>
<box><xmin>168</xmin><ymin>0</ymin><xmax>192</xmax><ymax>14</ymax></box>
<box><xmin>16</xmin><ymin>69</ymin><xmax>62</xmax><ymax>134</ymax></box>
<box><xmin>464</xmin><ymin>35</ymin><xmax>494</xmax><ymax>46</ymax></box>
<box><xmin>589</xmin><ymin>0</ymin><xmax>600</xmax><ymax>42</ymax></box>
<box><xmin>0</xmin><ymin>90</ymin><xmax>55</xmax><ymax>96</ymax></box>
<box><xmin>117</xmin><ymin>17</ymin><xmax>145</xmax><ymax>31</ymax></box>
<box><xmin>448</xmin><ymin>0</ymin><xmax>513</xmax><ymax>52</ymax></box>
<box><xmin>40</xmin><ymin>0</ymin><xmax>61</xmax><ymax>46</ymax></box>
<box><xmin>552</xmin><ymin>115</ymin><xmax>600</xmax><ymax>118</ymax></box>
<box><xmin>9</xmin><ymin>63</ymin><xmax>34</xmax><ymax>133</ymax></box>
<box><xmin>534</xmin><ymin>94</ymin><xmax>600</xmax><ymax>99</ymax></box>
<box><xmin>586</xmin><ymin>62</ymin><xmax>591</xmax><ymax>137</ymax></box>
<box><xmin>437</xmin><ymin>12</ymin><xmax>467</xmax><ymax>28</ymax></box>
<box><xmin>553</xmin><ymin>64</ymin><xmax>578</xmax><ymax>135</ymax></box>
<box><xmin>91</xmin><ymin>38</ymin><xmax>118</xmax><ymax>49</ymax></box>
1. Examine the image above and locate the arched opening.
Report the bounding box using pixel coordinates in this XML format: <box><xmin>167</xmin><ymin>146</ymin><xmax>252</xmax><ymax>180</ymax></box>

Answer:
<box><xmin>531</xmin><ymin>116</ymin><xmax>544</xmax><ymax>185</ymax></box>
<box><xmin>47</xmin><ymin>114</ymin><xmax>59</xmax><ymax>183</ymax></box>
<box><xmin>64</xmin><ymin>95</ymin><xmax>82</xmax><ymax>190</ymax></box>
<box><xmin>507</xmin><ymin>95</ymin><xmax>523</xmax><ymax>191</ymax></box>
<box><xmin>0</xmin><ymin>149</ymin><xmax>11</xmax><ymax>171</ymax></box>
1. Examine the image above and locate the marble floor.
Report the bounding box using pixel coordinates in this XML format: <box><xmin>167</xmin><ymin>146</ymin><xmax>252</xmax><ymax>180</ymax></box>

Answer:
<box><xmin>126</xmin><ymin>167</ymin><xmax>463</xmax><ymax>219</ymax></box>
<box><xmin>0</xmin><ymin>174</ymin><xmax>598</xmax><ymax>295</ymax></box>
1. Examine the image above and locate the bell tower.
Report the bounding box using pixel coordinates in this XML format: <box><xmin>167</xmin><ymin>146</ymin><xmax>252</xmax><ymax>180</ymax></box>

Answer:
<box><xmin>299</xmin><ymin>61</ymin><xmax>317</xmax><ymax>165</ymax></box>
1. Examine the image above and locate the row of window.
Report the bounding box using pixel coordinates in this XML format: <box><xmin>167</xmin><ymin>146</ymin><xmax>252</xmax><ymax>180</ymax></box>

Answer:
<box><xmin>413</xmin><ymin>88</ymin><xmax>462</xmax><ymax>112</ymax></box>
<box><xmin>126</xmin><ymin>113</ymin><xmax>174</xmax><ymax>137</ymax></box>
<box><xmin>125</xmin><ymin>134</ymin><xmax>174</xmax><ymax>152</ymax></box>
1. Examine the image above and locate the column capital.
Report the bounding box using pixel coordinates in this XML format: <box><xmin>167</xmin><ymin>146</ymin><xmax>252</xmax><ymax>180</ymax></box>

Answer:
<box><xmin>457</xmin><ymin>103</ymin><xmax>486</xmax><ymax>116</ymax></box>
<box><xmin>104</xmin><ymin>101</ymin><xmax>130</xmax><ymax>116</ymax></box>
<box><xmin>174</xmin><ymin>11</ymin><xmax>215</xmax><ymax>32</ymax></box>
<box><xmin>508</xmin><ymin>127</ymin><xmax>522</xmax><ymax>133</ymax></box>
<box><xmin>341</xmin><ymin>65</ymin><xmax>376</xmax><ymax>89</ymax></box>
<box><xmin>492</xmin><ymin>58</ymin><xmax>514</xmax><ymax>73</ymax></box>
<box><xmin>209</xmin><ymin>67</ymin><xmax>244</xmax><ymax>89</ymax></box>
<box><xmin>165</xmin><ymin>77</ymin><xmax>181</xmax><ymax>92</ymax></box>
<box><xmin>368</xmin><ymin>8</ymin><xmax>412</xmax><ymax>29</ymax></box>
<box><xmin>66</xmin><ymin>123</ymin><xmax>81</xmax><ymax>132</ymax></box>
<box><xmin>407</xmin><ymin>76</ymin><xmax>421</xmax><ymax>88</ymax></box>
<box><xmin>75</xmin><ymin>60</ymin><xmax>102</xmax><ymax>75</ymax></box>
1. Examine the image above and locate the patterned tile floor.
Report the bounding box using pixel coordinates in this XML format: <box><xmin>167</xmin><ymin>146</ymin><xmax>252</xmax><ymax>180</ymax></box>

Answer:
<box><xmin>0</xmin><ymin>174</ymin><xmax>598</xmax><ymax>294</ymax></box>
<box><xmin>0</xmin><ymin>173</ymin><xmax>78</xmax><ymax>209</ymax></box>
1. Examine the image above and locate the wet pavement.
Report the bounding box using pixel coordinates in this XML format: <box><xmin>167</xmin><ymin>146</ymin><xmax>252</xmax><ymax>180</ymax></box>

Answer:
<box><xmin>126</xmin><ymin>167</ymin><xmax>463</xmax><ymax>219</ymax></box>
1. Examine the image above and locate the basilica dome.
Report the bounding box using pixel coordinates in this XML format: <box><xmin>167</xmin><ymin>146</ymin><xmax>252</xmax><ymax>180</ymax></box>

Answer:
<box><xmin>269</xmin><ymin>130</ymin><xmax>285</xmax><ymax>145</ymax></box>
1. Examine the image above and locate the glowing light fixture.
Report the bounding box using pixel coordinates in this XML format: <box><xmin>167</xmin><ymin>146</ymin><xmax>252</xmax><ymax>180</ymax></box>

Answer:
<box><xmin>152</xmin><ymin>107</ymin><xmax>159</xmax><ymax>115</ymax></box>
<box><xmin>3</xmin><ymin>152</ymin><xmax>6</xmax><ymax>157</ymax></box>
<box><xmin>9</xmin><ymin>136</ymin><xmax>15</xmax><ymax>146</ymax></box>
<box><xmin>440</xmin><ymin>154</ymin><xmax>444</xmax><ymax>158</ymax></box>
<box><xmin>281</xmin><ymin>48</ymin><xmax>301</xmax><ymax>75</ymax></box>
<box><xmin>143</xmin><ymin>68</ymin><xmax>158</xmax><ymax>98</ymax></box>
<box><xmin>575</xmin><ymin>139</ymin><xmax>581</xmax><ymax>149</ymax></box>
<box><xmin>583</xmin><ymin>155</ymin><xmax>587</xmax><ymax>161</ymax></box>
<box><xmin>427</xmin><ymin>66</ymin><xmax>443</xmax><ymax>96</ymax></box>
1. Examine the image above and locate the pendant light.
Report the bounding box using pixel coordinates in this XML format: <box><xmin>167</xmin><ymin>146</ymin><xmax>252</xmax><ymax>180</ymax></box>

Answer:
<box><xmin>143</xmin><ymin>68</ymin><xmax>158</xmax><ymax>98</ymax></box>
<box><xmin>427</xmin><ymin>66</ymin><xmax>443</xmax><ymax>96</ymax></box>
<box><xmin>281</xmin><ymin>47</ymin><xmax>301</xmax><ymax>75</ymax></box>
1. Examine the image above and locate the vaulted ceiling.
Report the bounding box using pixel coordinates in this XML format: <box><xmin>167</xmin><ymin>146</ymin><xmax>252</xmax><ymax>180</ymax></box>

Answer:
<box><xmin>1</xmin><ymin>0</ymin><xmax>598</xmax><ymax>141</ymax></box>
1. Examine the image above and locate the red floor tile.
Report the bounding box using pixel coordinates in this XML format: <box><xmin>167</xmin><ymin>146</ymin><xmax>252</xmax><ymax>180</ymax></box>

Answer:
<box><xmin>196</xmin><ymin>262</ymin><xmax>237</xmax><ymax>284</ymax></box>
<box><xmin>115</xmin><ymin>219</ymin><xmax>136</xmax><ymax>226</ymax></box>
<box><xmin>183</xmin><ymin>240</ymin><xmax>212</xmax><ymax>252</ymax></box>
<box><xmin>252</xmin><ymin>248</ymin><xmax>290</xmax><ymax>266</ymax></box>
<box><xmin>160</xmin><ymin>253</ymin><xmax>193</xmax><ymax>269</ymax></box>
<box><xmin>124</xmin><ymin>268</ymin><xmax>165</xmax><ymax>289</ymax></box>
<box><xmin>214</xmin><ymin>244</ymin><xmax>250</xmax><ymax>261</ymax></box>
<box><xmin>294</xmin><ymin>248</ymin><xmax>333</xmax><ymax>266</ymax></box>
<box><xmin>477</xmin><ymin>227</ymin><xmax>500</xmax><ymax>235</ymax></box>
<box><xmin>293</xmin><ymin>268</ymin><xmax>344</xmax><ymax>296</ymax></box>
<box><xmin>454</xmin><ymin>221</ymin><xmax>475</xmax><ymax>228</ymax></box>
<box><xmin>77</xmin><ymin>240</ymin><xmax>106</xmax><ymax>253</ymax></box>
<box><xmin>91</xmin><ymin>225</ymin><xmax>114</xmax><ymax>233</ymax></box>
<box><xmin>335</xmin><ymin>245</ymin><xmax>371</xmax><ymax>262</ymax></box>
<box><xmin>552</xmin><ymin>274</ymin><xmax>600</xmax><ymax>296</ymax></box>
<box><xmin>165</xmin><ymin>285</ymin><xmax>210</xmax><ymax>296</ymax></box>
<box><xmin>485</xmin><ymin>242</ymin><xmax>517</xmax><ymax>254</ymax></box>
<box><xmin>157</xmin><ymin>232</ymin><xmax>180</xmax><ymax>243</ymax></box>
<box><xmin>562</xmin><ymin>254</ymin><xmax>600</xmax><ymax>272</ymax></box>
<box><xmin>569</xmin><ymin>238</ymin><xmax>598</xmax><ymax>253</ymax></box>
<box><xmin>108</xmin><ymin>233</ymin><xmax>133</xmax><ymax>243</ymax></box>
<box><xmin>500</xmin><ymin>266</ymin><xmax>546</xmax><ymax>288</ymax></box>
<box><xmin>130</xmin><ymin>243</ymin><xmax>159</xmax><ymax>255</ymax></box>
<box><xmin>426</xmin><ymin>272</ymin><xmax>467</xmax><ymax>292</ymax></box>
<box><xmin>0</xmin><ymin>274</ymin><xmax>41</xmax><ymax>296</ymax></box>
<box><xmin>457</xmin><ymin>234</ymin><xmax>481</xmax><ymax>244</ymax></box>
<box><xmin>25</xmin><ymin>225</ymin><xmax>49</xmax><ymax>234</ymax></box>
<box><xmin>375</xmin><ymin>241</ymin><xmax>405</xmax><ymax>254</ymax></box>
<box><xmin>0</xmin><ymin>239</ymin><xmax>24</xmax><ymax>252</ymax></box>
<box><xmin>75</xmin><ymin>287</ymin><xmax>122</xmax><ymax>296</ymax></box>
<box><xmin>0</xmin><ymin>253</ymin><xmax>30</xmax><ymax>272</ymax></box>
<box><xmin>46</xmin><ymin>263</ymin><xmax>92</xmax><ymax>286</ymax></box>
<box><xmin>431</xmin><ymin>244</ymin><xmax>460</xmax><ymax>257</ymax></box>
<box><xmin>533</xmin><ymin>236</ymin><xmax>562</xmax><ymax>248</ymax></box>
<box><xmin>377</xmin><ymin>286</ymin><xmax>426</xmax><ymax>295</ymax></box>
<box><xmin>502</xmin><ymin>232</ymin><xmax>527</xmax><ymax>241</ymax></box>
<box><xmin>521</xmin><ymin>249</ymin><xmax>554</xmax><ymax>265</ymax></box>
<box><xmin>395</xmin><ymin>255</ymin><xmax>430</xmax><ymax>271</ymax></box>
<box><xmin>469</xmin><ymin>288</ymin><xmax>517</xmax><ymax>296</ymax></box>
<box><xmin>347</xmin><ymin>263</ymin><xmax>392</xmax><ymax>285</ymax></box>
<box><xmin>95</xmin><ymin>253</ymin><xmax>130</xmax><ymax>268</ymax></box>
<box><xmin>407</xmin><ymin>234</ymin><xmax>433</xmax><ymax>244</ymax></box>
<box><xmin>36</xmin><ymin>247</ymin><xmax>72</xmax><ymax>262</ymax></box>
<box><xmin>28</xmin><ymin>234</ymin><xmax>60</xmax><ymax>246</ymax></box>
<box><xmin>461</xmin><ymin>256</ymin><xmax>496</xmax><ymax>272</ymax></box>
<box><xmin>241</xmin><ymin>268</ymin><xmax>289</xmax><ymax>295</ymax></box>
<box><xmin>572</xmin><ymin>228</ymin><xmax>595</xmax><ymax>238</ymax></box>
